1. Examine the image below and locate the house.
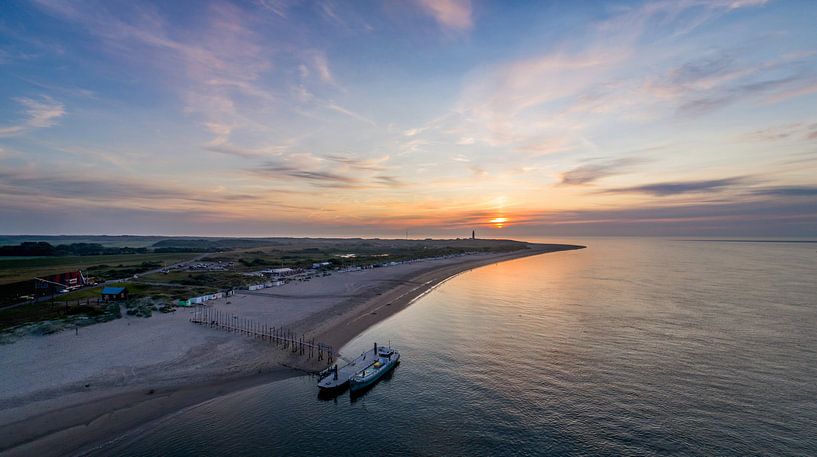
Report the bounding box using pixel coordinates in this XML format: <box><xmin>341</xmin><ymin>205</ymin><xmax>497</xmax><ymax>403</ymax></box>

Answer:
<box><xmin>101</xmin><ymin>286</ymin><xmax>128</xmax><ymax>301</ymax></box>
<box><xmin>33</xmin><ymin>270</ymin><xmax>87</xmax><ymax>297</ymax></box>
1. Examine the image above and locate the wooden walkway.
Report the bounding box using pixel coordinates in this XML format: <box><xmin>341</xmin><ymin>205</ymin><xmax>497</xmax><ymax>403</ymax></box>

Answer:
<box><xmin>317</xmin><ymin>347</ymin><xmax>378</xmax><ymax>390</ymax></box>
<box><xmin>189</xmin><ymin>306</ymin><xmax>334</xmax><ymax>363</ymax></box>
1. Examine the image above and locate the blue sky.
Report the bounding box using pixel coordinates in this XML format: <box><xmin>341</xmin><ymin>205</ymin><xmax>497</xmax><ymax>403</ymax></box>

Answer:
<box><xmin>1</xmin><ymin>0</ymin><xmax>816</xmax><ymax>237</ymax></box>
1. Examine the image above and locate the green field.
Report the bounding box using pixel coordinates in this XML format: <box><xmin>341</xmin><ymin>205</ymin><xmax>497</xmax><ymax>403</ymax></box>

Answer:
<box><xmin>0</xmin><ymin>252</ymin><xmax>200</xmax><ymax>285</ymax></box>
<box><xmin>60</xmin><ymin>281</ymin><xmax>211</xmax><ymax>302</ymax></box>
<box><xmin>137</xmin><ymin>271</ymin><xmax>255</xmax><ymax>289</ymax></box>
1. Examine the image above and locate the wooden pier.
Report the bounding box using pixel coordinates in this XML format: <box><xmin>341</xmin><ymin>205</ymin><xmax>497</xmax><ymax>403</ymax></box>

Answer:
<box><xmin>189</xmin><ymin>306</ymin><xmax>334</xmax><ymax>363</ymax></box>
<box><xmin>317</xmin><ymin>346</ymin><xmax>378</xmax><ymax>390</ymax></box>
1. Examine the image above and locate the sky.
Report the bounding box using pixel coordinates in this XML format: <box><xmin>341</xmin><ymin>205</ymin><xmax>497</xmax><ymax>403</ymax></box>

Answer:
<box><xmin>1</xmin><ymin>0</ymin><xmax>816</xmax><ymax>238</ymax></box>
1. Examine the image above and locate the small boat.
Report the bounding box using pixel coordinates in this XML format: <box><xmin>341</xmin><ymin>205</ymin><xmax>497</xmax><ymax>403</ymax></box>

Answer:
<box><xmin>349</xmin><ymin>343</ymin><xmax>400</xmax><ymax>393</ymax></box>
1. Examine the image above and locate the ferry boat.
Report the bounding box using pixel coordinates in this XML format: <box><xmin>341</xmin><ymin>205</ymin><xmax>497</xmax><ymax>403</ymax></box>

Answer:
<box><xmin>349</xmin><ymin>343</ymin><xmax>400</xmax><ymax>393</ymax></box>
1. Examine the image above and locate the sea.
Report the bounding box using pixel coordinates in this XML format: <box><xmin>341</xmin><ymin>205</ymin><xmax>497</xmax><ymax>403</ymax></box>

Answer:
<box><xmin>94</xmin><ymin>237</ymin><xmax>817</xmax><ymax>456</ymax></box>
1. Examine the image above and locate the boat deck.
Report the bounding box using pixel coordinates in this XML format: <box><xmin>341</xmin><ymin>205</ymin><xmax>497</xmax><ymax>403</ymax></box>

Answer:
<box><xmin>318</xmin><ymin>347</ymin><xmax>377</xmax><ymax>390</ymax></box>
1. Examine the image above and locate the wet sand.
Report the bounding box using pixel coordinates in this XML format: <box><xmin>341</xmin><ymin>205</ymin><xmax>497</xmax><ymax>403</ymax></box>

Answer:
<box><xmin>0</xmin><ymin>244</ymin><xmax>582</xmax><ymax>456</ymax></box>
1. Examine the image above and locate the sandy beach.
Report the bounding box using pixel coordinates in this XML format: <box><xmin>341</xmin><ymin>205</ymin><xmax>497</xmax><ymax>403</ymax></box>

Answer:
<box><xmin>0</xmin><ymin>244</ymin><xmax>581</xmax><ymax>456</ymax></box>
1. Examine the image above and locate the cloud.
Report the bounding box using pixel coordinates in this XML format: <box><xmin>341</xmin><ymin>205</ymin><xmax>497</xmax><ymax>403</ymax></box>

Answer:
<box><xmin>0</xmin><ymin>95</ymin><xmax>65</xmax><ymax>137</ymax></box>
<box><xmin>325</xmin><ymin>154</ymin><xmax>389</xmax><ymax>171</ymax></box>
<box><xmin>751</xmin><ymin>186</ymin><xmax>817</xmax><ymax>197</ymax></box>
<box><xmin>417</xmin><ymin>0</ymin><xmax>472</xmax><ymax>32</ymax></box>
<box><xmin>203</xmin><ymin>137</ymin><xmax>289</xmax><ymax>158</ymax></box>
<box><xmin>739</xmin><ymin>122</ymin><xmax>817</xmax><ymax>142</ymax></box>
<box><xmin>448</xmin><ymin>49</ymin><xmax>626</xmax><ymax>151</ymax></box>
<box><xmin>310</xmin><ymin>52</ymin><xmax>334</xmax><ymax>84</ymax></box>
<box><xmin>373</xmin><ymin>175</ymin><xmax>406</xmax><ymax>187</ymax></box>
<box><xmin>644</xmin><ymin>47</ymin><xmax>817</xmax><ymax>117</ymax></box>
<box><xmin>0</xmin><ymin>170</ymin><xmax>261</xmax><ymax>206</ymax></box>
<box><xmin>256</xmin><ymin>165</ymin><xmax>360</xmax><ymax>186</ymax></box>
<box><xmin>313</xmin><ymin>1</ymin><xmax>375</xmax><ymax>33</ymax></box>
<box><xmin>251</xmin><ymin>155</ymin><xmax>403</xmax><ymax>189</ymax></box>
<box><xmin>424</xmin><ymin>0</ymin><xmax>792</xmax><ymax>157</ymax></box>
<box><xmin>602</xmin><ymin>177</ymin><xmax>747</xmax><ymax>196</ymax></box>
<box><xmin>676</xmin><ymin>75</ymin><xmax>810</xmax><ymax>116</ymax></box>
<box><xmin>560</xmin><ymin>157</ymin><xmax>645</xmax><ymax>186</ymax></box>
<box><xmin>469</xmin><ymin>165</ymin><xmax>487</xmax><ymax>177</ymax></box>
<box><xmin>667</xmin><ymin>54</ymin><xmax>736</xmax><ymax>88</ymax></box>
<box><xmin>31</xmin><ymin>0</ymin><xmax>343</xmax><ymax>154</ymax></box>
<box><xmin>510</xmin><ymin>197</ymin><xmax>817</xmax><ymax>237</ymax></box>
<box><xmin>326</xmin><ymin>102</ymin><xmax>376</xmax><ymax>126</ymax></box>
<box><xmin>597</xmin><ymin>0</ymin><xmax>768</xmax><ymax>39</ymax></box>
<box><xmin>257</xmin><ymin>0</ymin><xmax>290</xmax><ymax>18</ymax></box>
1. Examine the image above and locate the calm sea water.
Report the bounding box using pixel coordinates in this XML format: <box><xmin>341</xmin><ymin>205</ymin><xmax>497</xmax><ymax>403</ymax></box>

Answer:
<box><xmin>97</xmin><ymin>238</ymin><xmax>817</xmax><ymax>456</ymax></box>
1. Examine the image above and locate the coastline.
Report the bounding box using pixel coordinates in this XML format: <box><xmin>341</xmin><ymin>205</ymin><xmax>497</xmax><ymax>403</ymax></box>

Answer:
<box><xmin>0</xmin><ymin>244</ymin><xmax>583</xmax><ymax>456</ymax></box>
<box><xmin>305</xmin><ymin>245</ymin><xmax>583</xmax><ymax>351</ymax></box>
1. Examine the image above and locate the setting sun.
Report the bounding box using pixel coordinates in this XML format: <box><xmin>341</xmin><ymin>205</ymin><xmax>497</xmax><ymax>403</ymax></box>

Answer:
<box><xmin>489</xmin><ymin>217</ymin><xmax>509</xmax><ymax>228</ymax></box>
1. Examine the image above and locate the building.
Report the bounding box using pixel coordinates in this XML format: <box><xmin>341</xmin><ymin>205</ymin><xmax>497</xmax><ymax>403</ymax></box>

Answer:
<box><xmin>101</xmin><ymin>286</ymin><xmax>128</xmax><ymax>301</ymax></box>
<box><xmin>33</xmin><ymin>270</ymin><xmax>87</xmax><ymax>296</ymax></box>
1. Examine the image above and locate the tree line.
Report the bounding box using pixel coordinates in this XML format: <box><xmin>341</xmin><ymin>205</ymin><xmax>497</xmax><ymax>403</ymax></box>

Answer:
<box><xmin>0</xmin><ymin>242</ymin><xmax>149</xmax><ymax>257</ymax></box>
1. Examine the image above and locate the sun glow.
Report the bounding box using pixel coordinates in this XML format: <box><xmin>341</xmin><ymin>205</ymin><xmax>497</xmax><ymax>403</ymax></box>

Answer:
<box><xmin>489</xmin><ymin>217</ymin><xmax>509</xmax><ymax>228</ymax></box>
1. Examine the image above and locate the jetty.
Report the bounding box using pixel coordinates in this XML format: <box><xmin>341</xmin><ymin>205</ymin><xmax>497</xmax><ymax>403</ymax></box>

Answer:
<box><xmin>317</xmin><ymin>346</ymin><xmax>379</xmax><ymax>390</ymax></box>
<box><xmin>189</xmin><ymin>306</ymin><xmax>334</xmax><ymax>363</ymax></box>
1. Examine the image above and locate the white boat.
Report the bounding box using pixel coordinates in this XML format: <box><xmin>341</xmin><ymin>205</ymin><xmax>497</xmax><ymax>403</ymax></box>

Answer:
<box><xmin>349</xmin><ymin>343</ymin><xmax>400</xmax><ymax>393</ymax></box>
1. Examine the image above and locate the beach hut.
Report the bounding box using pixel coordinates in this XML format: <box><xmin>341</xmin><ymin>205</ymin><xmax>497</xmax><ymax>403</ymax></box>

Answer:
<box><xmin>100</xmin><ymin>286</ymin><xmax>128</xmax><ymax>301</ymax></box>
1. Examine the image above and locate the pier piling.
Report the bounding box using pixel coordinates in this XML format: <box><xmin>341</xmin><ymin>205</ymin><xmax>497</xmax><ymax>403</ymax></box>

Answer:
<box><xmin>190</xmin><ymin>306</ymin><xmax>330</xmax><ymax>363</ymax></box>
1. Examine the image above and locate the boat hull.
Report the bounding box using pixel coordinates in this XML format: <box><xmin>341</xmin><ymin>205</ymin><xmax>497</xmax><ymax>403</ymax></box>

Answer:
<box><xmin>349</xmin><ymin>353</ymin><xmax>400</xmax><ymax>393</ymax></box>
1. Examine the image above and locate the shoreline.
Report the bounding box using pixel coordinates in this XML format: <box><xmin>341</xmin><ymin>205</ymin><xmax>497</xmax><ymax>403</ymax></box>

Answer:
<box><xmin>306</xmin><ymin>245</ymin><xmax>582</xmax><ymax>351</ymax></box>
<box><xmin>0</xmin><ymin>244</ymin><xmax>584</xmax><ymax>456</ymax></box>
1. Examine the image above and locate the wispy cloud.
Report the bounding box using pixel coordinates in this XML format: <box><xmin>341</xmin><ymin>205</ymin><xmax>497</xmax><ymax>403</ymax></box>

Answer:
<box><xmin>203</xmin><ymin>138</ymin><xmax>289</xmax><ymax>159</ymax></box>
<box><xmin>601</xmin><ymin>177</ymin><xmax>748</xmax><ymax>196</ymax></box>
<box><xmin>251</xmin><ymin>153</ymin><xmax>403</xmax><ymax>189</ymax></box>
<box><xmin>739</xmin><ymin>122</ymin><xmax>817</xmax><ymax>142</ymax></box>
<box><xmin>29</xmin><ymin>0</ymin><xmax>347</xmax><ymax>157</ymax></box>
<box><xmin>560</xmin><ymin>157</ymin><xmax>645</xmax><ymax>186</ymax></box>
<box><xmin>0</xmin><ymin>170</ymin><xmax>261</xmax><ymax>206</ymax></box>
<box><xmin>490</xmin><ymin>197</ymin><xmax>817</xmax><ymax>237</ymax></box>
<box><xmin>316</xmin><ymin>1</ymin><xmax>374</xmax><ymax>32</ymax></box>
<box><xmin>416</xmin><ymin>0</ymin><xmax>473</xmax><ymax>32</ymax></box>
<box><xmin>309</xmin><ymin>51</ymin><xmax>335</xmax><ymax>85</ymax></box>
<box><xmin>0</xmin><ymin>95</ymin><xmax>65</xmax><ymax>137</ymax></box>
<box><xmin>257</xmin><ymin>0</ymin><xmax>291</xmax><ymax>18</ymax></box>
<box><xmin>751</xmin><ymin>186</ymin><xmax>817</xmax><ymax>197</ymax></box>
<box><xmin>325</xmin><ymin>154</ymin><xmax>390</xmax><ymax>171</ymax></box>
<box><xmin>676</xmin><ymin>74</ymin><xmax>812</xmax><ymax>116</ymax></box>
<box><xmin>255</xmin><ymin>165</ymin><xmax>360</xmax><ymax>186</ymax></box>
<box><xmin>326</xmin><ymin>102</ymin><xmax>376</xmax><ymax>126</ymax></box>
<box><xmin>419</xmin><ymin>0</ymin><xmax>789</xmax><ymax>158</ymax></box>
<box><xmin>4</xmin><ymin>0</ymin><xmax>816</xmax><ymax>236</ymax></box>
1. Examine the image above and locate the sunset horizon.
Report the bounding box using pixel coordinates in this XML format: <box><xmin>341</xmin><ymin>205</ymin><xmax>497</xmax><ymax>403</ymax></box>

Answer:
<box><xmin>2</xmin><ymin>0</ymin><xmax>815</xmax><ymax>238</ymax></box>
<box><xmin>1</xmin><ymin>3</ymin><xmax>816</xmax><ymax>456</ymax></box>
